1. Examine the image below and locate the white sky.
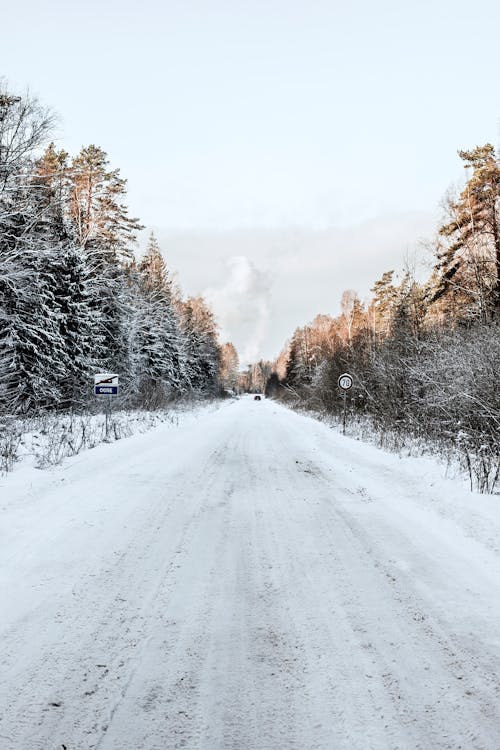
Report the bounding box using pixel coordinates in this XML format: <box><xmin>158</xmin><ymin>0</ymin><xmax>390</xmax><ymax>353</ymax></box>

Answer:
<box><xmin>2</xmin><ymin>0</ymin><xmax>499</xmax><ymax>360</ymax></box>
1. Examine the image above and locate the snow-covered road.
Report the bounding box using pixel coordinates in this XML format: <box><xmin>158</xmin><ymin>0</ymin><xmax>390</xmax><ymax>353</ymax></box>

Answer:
<box><xmin>1</xmin><ymin>397</ymin><xmax>500</xmax><ymax>750</ymax></box>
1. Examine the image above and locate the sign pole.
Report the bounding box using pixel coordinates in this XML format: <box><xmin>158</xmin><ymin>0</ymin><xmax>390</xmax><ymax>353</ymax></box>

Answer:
<box><xmin>94</xmin><ymin>374</ymin><xmax>119</xmax><ymax>440</ymax></box>
<box><xmin>105</xmin><ymin>395</ymin><xmax>111</xmax><ymax>440</ymax></box>
<box><xmin>338</xmin><ymin>372</ymin><xmax>353</xmax><ymax>436</ymax></box>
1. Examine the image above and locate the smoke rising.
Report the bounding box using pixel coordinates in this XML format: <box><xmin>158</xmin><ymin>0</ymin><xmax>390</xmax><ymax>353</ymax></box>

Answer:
<box><xmin>204</xmin><ymin>256</ymin><xmax>272</xmax><ymax>365</ymax></box>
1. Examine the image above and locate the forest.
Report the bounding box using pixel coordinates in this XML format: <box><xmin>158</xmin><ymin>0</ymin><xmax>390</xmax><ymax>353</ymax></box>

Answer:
<box><xmin>1</xmin><ymin>83</ymin><xmax>498</xmax><ymax>491</ymax></box>
<box><xmin>261</xmin><ymin>144</ymin><xmax>500</xmax><ymax>492</ymax></box>
<box><xmin>0</xmin><ymin>85</ymin><xmax>239</xmax><ymax>421</ymax></box>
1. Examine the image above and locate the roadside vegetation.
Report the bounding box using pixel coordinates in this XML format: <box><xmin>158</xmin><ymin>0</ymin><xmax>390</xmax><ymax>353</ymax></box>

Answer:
<box><xmin>261</xmin><ymin>145</ymin><xmax>500</xmax><ymax>493</ymax></box>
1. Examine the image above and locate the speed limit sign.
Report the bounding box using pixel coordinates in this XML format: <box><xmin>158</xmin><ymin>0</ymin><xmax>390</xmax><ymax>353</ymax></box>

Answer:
<box><xmin>338</xmin><ymin>373</ymin><xmax>353</xmax><ymax>391</ymax></box>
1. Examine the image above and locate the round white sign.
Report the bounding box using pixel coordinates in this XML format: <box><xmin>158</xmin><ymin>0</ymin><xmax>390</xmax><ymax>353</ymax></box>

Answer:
<box><xmin>338</xmin><ymin>373</ymin><xmax>353</xmax><ymax>391</ymax></box>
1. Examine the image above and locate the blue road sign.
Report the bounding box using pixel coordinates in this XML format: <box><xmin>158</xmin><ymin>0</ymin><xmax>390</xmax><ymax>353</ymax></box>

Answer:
<box><xmin>95</xmin><ymin>385</ymin><xmax>119</xmax><ymax>395</ymax></box>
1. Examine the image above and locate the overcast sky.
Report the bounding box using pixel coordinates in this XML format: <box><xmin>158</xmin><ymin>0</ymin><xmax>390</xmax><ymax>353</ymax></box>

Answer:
<box><xmin>2</xmin><ymin>0</ymin><xmax>499</xmax><ymax>360</ymax></box>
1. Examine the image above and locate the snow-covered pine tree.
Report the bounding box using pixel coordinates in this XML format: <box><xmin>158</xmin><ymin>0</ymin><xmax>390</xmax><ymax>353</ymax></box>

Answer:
<box><xmin>0</xmin><ymin>182</ymin><xmax>68</xmax><ymax>413</ymax></box>
<box><xmin>0</xmin><ymin>87</ymin><xmax>69</xmax><ymax>414</ymax></box>
<box><xmin>65</xmin><ymin>145</ymin><xmax>144</xmax><ymax>385</ymax></box>
<box><xmin>134</xmin><ymin>233</ymin><xmax>186</xmax><ymax>406</ymax></box>
<box><xmin>51</xmin><ymin>242</ymin><xmax>98</xmax><ymax>409</ymax></box>
<box><xmin>180</xmin><ymin>296</ymin><xmax>220</xmax><ymax>394</ymax></box>
<box><xmin>434</xmin><ymin>144</ymin><xmax>500</xmax><ymax>321</ymax></box>
<box><xmin>369</xmin><ymin>271</ymin><xmax>398</xmax><ymax>341</ymax></box>
<box><xmin>68</xmin><ymin>145</ymin><xmax>141</xmax><ymax>265</ymax></box>
<box><xmin>34</xmin><ymin>145</ymin><xmax>98</xmax><ymax>409</ymax></box>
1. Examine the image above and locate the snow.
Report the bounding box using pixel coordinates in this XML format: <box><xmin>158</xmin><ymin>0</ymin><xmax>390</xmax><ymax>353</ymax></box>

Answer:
<box><xmin>1</xmin><ymin>396</ymin><xmax>499</xmax><ymax>749</ymax></box>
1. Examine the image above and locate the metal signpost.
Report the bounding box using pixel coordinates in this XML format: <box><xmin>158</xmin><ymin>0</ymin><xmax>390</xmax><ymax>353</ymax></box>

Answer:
<box><xmin>94</xmin><ymin>374</ymin><xmax>119</xmax><ymax>440</ymax></box>
<box><xmin>337</xmin><ymin>372</ymin><xmax>353</xmax><ymax>435</ymax></box>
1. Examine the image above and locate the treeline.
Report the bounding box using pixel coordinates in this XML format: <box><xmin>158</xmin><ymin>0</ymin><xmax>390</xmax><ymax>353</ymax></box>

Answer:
<box><xmin>267</xmin><ymin>145</ymin><xmax>500</xmax><ymax>492</ymax></box>
<box><xmin>0</xmin><ymin>85</ymin><xmax>239</xmax><ymax>415</ymax></box>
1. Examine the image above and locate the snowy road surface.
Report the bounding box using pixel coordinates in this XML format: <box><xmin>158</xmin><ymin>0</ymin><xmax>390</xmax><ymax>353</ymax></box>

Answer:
<box><xmin>1</xmin><ymin>398</ymin><xmax>500</xmax><ymax>750</ymax></box>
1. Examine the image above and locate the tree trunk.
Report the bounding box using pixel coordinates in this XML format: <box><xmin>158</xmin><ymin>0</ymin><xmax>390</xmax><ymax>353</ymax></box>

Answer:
<box><xmin>494</xmin><ymin>206</ymin><xmax>500</xmax><ymax>315</ymax></box>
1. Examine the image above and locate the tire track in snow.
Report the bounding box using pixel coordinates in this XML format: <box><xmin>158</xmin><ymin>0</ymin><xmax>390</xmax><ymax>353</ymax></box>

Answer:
<box><xmin>1</xmin><ymin>434</ymin><xmax>234</xmax><ymax>749</ymax></box>
<box><xmin>2</xmin><ymin>398</ymin><xmax>500</xmax><ymax>749</ymax></box>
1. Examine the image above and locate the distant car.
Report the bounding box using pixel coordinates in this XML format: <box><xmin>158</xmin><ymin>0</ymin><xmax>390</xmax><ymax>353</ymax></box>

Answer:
<box><xmin>254</xmin><ymin>395</ymin><xmax>261</xmax><ymax>401</ymax></box>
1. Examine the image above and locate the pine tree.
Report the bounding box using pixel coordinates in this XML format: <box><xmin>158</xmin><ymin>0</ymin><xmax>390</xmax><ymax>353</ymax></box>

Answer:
<box><xmin>65</xmin><ymin>146</ymin><xmax>144</xmax><ymax>385</ymax></box>
<box><xmin>435</xmin><ymin>144</ymin><xmax>500</xmax><ymax>319</ymax></box>
<box><xmin>392</xmin><ymin>272</ymin><xmax>426</xmax><ymax>340</ymax></box>
<box><xmin>33</xmin><ymin>142</ymin><xmax>70</xmax><ymax>231</ymax></box>
<box><xmin>285</xmin><ymin>327</ymin><xmax>311</xmax><ymax>386</ymax></box>
<box><xmin>0</xmin><ymin>186</ymin><xmax>67</xmax><ymax>413</ymax></box>
<box><xmin>181</xmin><ymin>296</ymin><xmax>219</xmax><ymax>394</ymax></box>
<box><xmin>369</xmin><ymin>271</ymin><xmax>398</xmax><ymax>340</ymax></box>
<box><xmin>0</xmin><ymin>87</ymin><xmax>69</xmax><ymax>413</ymax></box>
<box><xmin>33</xmin><ymin>144</ymin><xmax>100</xmax><ymax>409</ymax></box>
<box><xmin>68</xmin><ymin>145</ymin><xmax>142</xmax><ymax>264</ymax></box>
<box><xmin>52</xmin><ymin>242</ymin><xmax>97</xmax><ymax>409</ymax></box>
<box><xmin>134</xmin><ymin>233</ymin><xmax>186</xmax><ymax>405</ymax></box>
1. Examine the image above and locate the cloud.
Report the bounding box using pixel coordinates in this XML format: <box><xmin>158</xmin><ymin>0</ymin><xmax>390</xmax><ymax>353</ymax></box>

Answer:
<box><xmin>152</xmin><ymin>210</ymin><xmax>438</xmax><ymax>361</ymax></box>
<box><xmin>204</xmin><ymin>256</ymin><xmax>272</xmax><ymax>365</ymax></box>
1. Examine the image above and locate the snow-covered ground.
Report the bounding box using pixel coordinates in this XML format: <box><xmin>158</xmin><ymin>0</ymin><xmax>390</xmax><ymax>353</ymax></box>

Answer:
<box><xmin>1</xmin><ymin>396</ymin><xmax>499</xmax><ymax>750</ymax></box>
<box><xmin>0</xmin><ymin>402</ymin><xmax>215</xmax><ymax>473</ymax></box>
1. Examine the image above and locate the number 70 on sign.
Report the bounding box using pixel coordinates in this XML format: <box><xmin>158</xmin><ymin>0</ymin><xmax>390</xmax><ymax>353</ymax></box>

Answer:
<box><xmin>338</xmin><ymin>373</ymin><xmax>353</xmax><ymax>391</ymax></box>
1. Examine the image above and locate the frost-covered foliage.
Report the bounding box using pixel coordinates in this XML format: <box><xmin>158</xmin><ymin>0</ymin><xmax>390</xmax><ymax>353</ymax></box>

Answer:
<box><xmin>0</xmin><ymin>416</ymin><xmax>22</xmax><ymax>472</ymax></box>
<box><xmin>0</xmin><ymin>406</ymin><xmax>192</xmax><ymax>473</ymax></box>
<box><xmin>28</xmin><ymin>410</ymin><xmax>180</xmax><ymax>468</ymax></box>
<box><xmin>269</xmin><ymin>144</ymin><xmax>500</xmax><ymax>492</ymax></box>
<box><xmin>0</xmin><ymin>85</ymin><xmax>225</xmax><ymax>418</ymax></box>
<box><xmin>275</xmin><ymin>311</ymin><xmax>500</xmax><ymax>493</ymax></box>
<box><xmin>133</xmin><ymin>234</ymin><xmax>188</xmax><ymax>406</ymax></box>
